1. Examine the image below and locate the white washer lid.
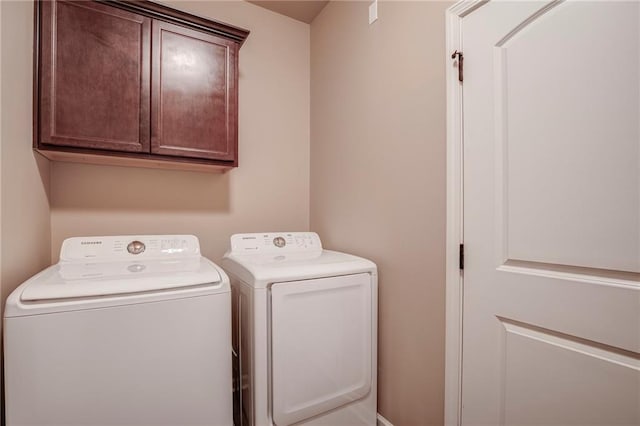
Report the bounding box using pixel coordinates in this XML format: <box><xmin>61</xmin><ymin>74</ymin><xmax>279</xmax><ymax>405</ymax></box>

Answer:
<box><xmin>20</xmin><ymin>235</ymin><xmax>222</xmax><ymax>301</ymax></box>
<box><xmin>20</xmin><ymin>256</ymin><xmax>222</xmax><ymax>301</ymax></box>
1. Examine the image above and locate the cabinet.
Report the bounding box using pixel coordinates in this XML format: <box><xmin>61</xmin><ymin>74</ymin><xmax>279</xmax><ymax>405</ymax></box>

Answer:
<box><xmin>34</xmin><ymin>0</ymin><xmax>249</xmax><ymax>172</ymax></box>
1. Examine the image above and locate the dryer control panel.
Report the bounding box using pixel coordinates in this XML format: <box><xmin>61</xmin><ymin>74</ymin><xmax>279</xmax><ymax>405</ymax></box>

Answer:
<box><xmin>230</xmin><ymin>232</ymin><xmax>322</xmax><ymax>254</ymax></box>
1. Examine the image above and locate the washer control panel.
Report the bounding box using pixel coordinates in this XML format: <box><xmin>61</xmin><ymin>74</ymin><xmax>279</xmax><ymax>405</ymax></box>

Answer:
<box><xmin>230</xmin><ymin>232</ymin><xmax>322</xmax><ymax>254</ymax></box>
<box><xmin>60</xmin><ymin>235</ymin><xmax>200</xmax><ymax>261</ymax></box>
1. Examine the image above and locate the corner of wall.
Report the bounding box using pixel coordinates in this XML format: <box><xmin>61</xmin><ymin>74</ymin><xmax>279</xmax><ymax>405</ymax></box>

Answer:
<box><xmin>309</xmin><ymin>1</ymin><xmax>451</xmax><ymax>424</ymax></box>
<box><xmin>0</xmin><ymin>0</ymin><xmax>52</xmax><ymax>303</ymax></box>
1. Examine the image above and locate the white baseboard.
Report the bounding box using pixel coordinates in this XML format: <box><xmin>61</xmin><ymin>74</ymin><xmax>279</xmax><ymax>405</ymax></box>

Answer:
<box><xmin>377</xmin><ymin>413</ymin><xmax>394</xmax><ymax>426</ymax></box>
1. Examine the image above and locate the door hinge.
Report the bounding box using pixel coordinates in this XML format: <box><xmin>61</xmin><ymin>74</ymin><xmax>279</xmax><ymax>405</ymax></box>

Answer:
<box><xmin>451</xmin><ymin>50</ymin><xmax>463</xmax><ymax>82</ymax></box>
<box><xmin>459</xmin><ymin>243</ymin><xmax>464</xmax><ymax>270</ymax></box>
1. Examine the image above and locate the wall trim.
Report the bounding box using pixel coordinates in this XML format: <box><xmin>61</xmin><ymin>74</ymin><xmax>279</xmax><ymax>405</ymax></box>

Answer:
<box><xmin>444</xmin><ymin>2</ymin><xmax>487</xmax><ymax>426</ymax></box>
<box><xmin>377</xmin><ymin>413</ymin><xmax>394</xmax><ymax>426</ymax></box>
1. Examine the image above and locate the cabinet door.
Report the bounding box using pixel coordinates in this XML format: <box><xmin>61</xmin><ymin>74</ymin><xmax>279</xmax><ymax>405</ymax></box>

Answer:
<box><xmin>39</xmin><ymin>1</ymin><xmax>151</xmax><ymax>152</ymax></box>
<box><xmin>151</xmin><ymin>21</ymin><xmax>238</xmax><ymax>162</ymax></box>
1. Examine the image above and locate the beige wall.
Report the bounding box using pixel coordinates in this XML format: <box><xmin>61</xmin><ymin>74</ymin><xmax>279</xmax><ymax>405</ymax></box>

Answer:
<box><xmin>1</xmin><ymin>1</ymin><xmax>450</xmax><ymax>424</ymax></box>
<box><xmin>310</xmin><ymin>2</ymin><xmax>449</xmax><ymax>424</ymax></box>
<box><xmin>50</xmin><ymin>0</ymin><xmax>311</xmax><ymax>263</ymax></box>
<box><xmin>1</xmin><ymin>1</ymin><xmax>52</xmax><ymax>414</ymax></box>
<box><xmin>1</xmin><ymin>0</ymin><xmax>52</xmax><ymax>305</ymax></box>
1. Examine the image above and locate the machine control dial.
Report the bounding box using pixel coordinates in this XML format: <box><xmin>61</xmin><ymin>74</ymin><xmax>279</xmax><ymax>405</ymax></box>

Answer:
<box><xmin>127</xmin><ymin>240</ymin><xmax>146</xmax><ymax>255</ymax></box>
<box><xmin>273</xmin><ymin>237</ymin><xmax>286</xmax><ymax>248</ymax></box>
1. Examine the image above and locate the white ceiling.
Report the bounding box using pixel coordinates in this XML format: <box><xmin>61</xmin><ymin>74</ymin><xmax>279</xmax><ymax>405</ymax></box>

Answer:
<box><xmin>247</xmin><ymin>1</ymin><xmax>329</xmax><ymax>24</ymax></box>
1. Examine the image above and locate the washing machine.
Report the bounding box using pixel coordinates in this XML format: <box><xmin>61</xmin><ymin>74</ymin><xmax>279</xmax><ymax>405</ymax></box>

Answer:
<box><xmin>221</xmin><ymin>232</ymin><xmax>378</xmax><ymax>426</ymax></box>
<box><xmin>4</xmin><ymin>235</ymin><xmax>232</xmax><ymax>426</ymax></box>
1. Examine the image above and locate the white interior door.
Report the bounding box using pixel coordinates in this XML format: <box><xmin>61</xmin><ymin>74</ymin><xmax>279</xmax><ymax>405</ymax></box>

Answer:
<box><xmin>461</xmin><ymin>1</ymin><xmax>640</xmax><ymax>424</ymax></box>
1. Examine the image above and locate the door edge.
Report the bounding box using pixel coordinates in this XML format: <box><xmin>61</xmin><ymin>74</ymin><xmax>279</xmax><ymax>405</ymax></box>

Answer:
<box><xmin>444</xmin><ymin>2</ymin><xmax>487</xmax><ymax>425</ymax></box>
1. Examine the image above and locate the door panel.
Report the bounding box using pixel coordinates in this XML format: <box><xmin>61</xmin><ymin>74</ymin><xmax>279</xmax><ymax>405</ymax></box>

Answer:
<box><xmin>461</xmin><ymin>1</ymin><xmax>640</xmax><ymax>424</ymax></box>
<box><xmin>151</xmin><ymin>20</ymin><xmax>237</xmax><ymax>161</ymax></box>
<box><xmin>501</xmin><ymin>319</ymin><xmax>639</xmax><ymax>426</ymax></box>
<box><xmin>270</xmin><ymin>274</ymin><xmax>372</xmax><ymax>426</ymax></box>
<box><xmin>39</xmin><ymin>1</ymin><xmax>150</xmax><ymax>152</ymax></box>
<box><xmin>496</xmin><ymin>1</ymin><xmax>640</xmax><ymax>273</ymax></box>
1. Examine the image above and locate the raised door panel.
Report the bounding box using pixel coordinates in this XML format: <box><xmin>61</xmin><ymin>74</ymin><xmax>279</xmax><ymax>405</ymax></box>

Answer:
<box><xmin>152</xmin><ymin>21</ymin><xmax>238</xmax><ymax>163</ymax></box>
<box><xmin>270</xmin><ymin>274</ymin><xmax>372</xmax><ymax>426</ymax></box>
<box><xmin>39</xmin><ymin>1</ymin><xmax>150</xmax><ymax>152</ymax></box>
<box><xmin>498</xmin><ymin>1</ymin><xmax>640</xmax><ymax>273</ymax></box>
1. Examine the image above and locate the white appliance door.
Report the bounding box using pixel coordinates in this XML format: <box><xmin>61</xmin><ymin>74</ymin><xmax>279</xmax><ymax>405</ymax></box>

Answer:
<box><xmin>270</xmin><ymin>273</ymin><xmax>372</xmax><ymax>426</ymax></box>
<box><xmin>460</xmin><ymin>1</ymin><xmax>640</xmax><ymax>425</ymax></box>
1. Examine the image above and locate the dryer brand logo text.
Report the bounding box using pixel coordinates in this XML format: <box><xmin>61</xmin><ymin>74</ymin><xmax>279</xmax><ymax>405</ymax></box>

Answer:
<box><xmin>80</xmin><ymin>241</ymin><xmax>102</xmax><ymax>245</ymax></box>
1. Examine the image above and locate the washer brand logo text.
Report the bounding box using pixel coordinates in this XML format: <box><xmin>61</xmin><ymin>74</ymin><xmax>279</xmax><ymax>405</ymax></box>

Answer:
<box><xmin>80</xmin><ymin>241</ymin><xmax>102</xmax><ymax>245</ymax></box>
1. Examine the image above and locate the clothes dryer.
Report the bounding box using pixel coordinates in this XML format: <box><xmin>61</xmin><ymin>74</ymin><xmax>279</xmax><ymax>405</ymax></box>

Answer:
<box><xmin>4</xmin><ymin>235</ymin><xmax>232</xmax><ymax>426</ymax></box>
<box><xmin>221</xmin><ymin>232</ymin><xmax>378</xmax><ymax>426</ymax></box>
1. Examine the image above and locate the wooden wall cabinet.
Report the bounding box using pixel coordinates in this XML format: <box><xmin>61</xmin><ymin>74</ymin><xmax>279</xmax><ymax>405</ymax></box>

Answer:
<box><xmin>34</xmin><ymin>0</ymin><xmax>249</xmax><ymax>172</ymax></box>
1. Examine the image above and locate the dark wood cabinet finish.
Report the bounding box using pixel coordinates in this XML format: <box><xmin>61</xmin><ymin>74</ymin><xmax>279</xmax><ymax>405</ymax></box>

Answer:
<box><xmin>39</xmin><ymin>1</ymin><xmax>151</xmax><ymax>153</ymax></box>
<box><xmin>34</xmin><ymin>0</ymin><xmax>249</xmax><ymax>172</ymax></box>
<box><xmin>152</xmin><ymin>20</ymin><xmax>237</xmax><ymax>161</ymax></box>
